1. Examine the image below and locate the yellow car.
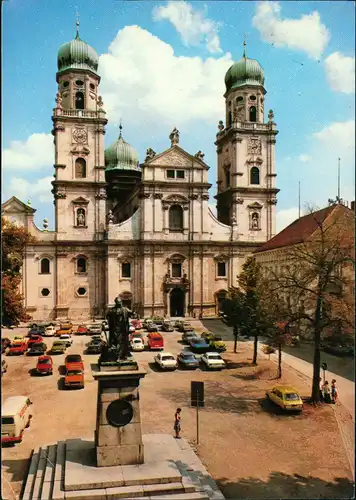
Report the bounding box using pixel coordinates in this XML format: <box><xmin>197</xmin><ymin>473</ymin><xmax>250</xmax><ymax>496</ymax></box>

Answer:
<box><xmin>266</xmin><ymin>385</ymin><xmax>303</xmax><ymax>412</ymax></box>
<box><xmin>201</xmin><ymin>331</ymin><xmax>215</xmax><ymax>342</ymax></box>
<box><xmin>12</xmin><ymin>336</ymin><xmax>26</xmax><ymax>346</ymax></box>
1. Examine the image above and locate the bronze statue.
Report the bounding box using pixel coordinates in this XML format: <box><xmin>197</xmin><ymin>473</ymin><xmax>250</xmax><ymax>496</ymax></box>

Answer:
<box><xmin>102</xmin><ymin>296</ymin><xmax>132</xmax><ymax>362</ymax></box>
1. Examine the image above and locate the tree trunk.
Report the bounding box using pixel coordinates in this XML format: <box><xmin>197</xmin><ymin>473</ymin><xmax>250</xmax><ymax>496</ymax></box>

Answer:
<box><xmin>277</xmin><ymin>343</ymin><xmax>282</xmax><ymax>378</ymax></box>
<box><xmin>252</xmin><ymin>335</ymin><xmax>258</xmax><ymax>365</ymax></box>
<box><xmin>233</xmin><ymin>325</ymin><xmax>238</xmax><ymax>353</ymax></box>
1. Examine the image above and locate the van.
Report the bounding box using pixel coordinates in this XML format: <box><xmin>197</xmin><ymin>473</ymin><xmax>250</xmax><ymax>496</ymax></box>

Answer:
<box><xmin>1</xmin><ymin>396</ymin><xmax>33</xmax><ymax>444</ymax></box>
<box><xmin>147</xmin><ymin>332</ymin><xmax>164</xmax><ymax>350</ymax></box>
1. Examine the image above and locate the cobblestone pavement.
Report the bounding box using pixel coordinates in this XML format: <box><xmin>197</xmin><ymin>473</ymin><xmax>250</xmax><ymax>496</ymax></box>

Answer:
<box><xmin>1</xmin><ymin>323</ymin><xmax>354</xmax><ymax>500</ymax></box>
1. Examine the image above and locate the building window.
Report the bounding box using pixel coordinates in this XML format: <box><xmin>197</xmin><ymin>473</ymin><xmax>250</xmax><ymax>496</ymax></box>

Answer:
<box><xmin>172</xmin><ymin>263</ymin><xmax>182</xmax><ymax>278</ymax></box>
<box><xmin>227</xmin><ymin>111</ymin><xmax>232</xmax><ymax>127</ymax></box>
<box><xmin>77</xmin><ymin>287</ymin><xmax>87</xmax><ymax>296</ymax></box>
<box><xmin>63</xmin><ymin>81</ymin><xmax>69</xmax><ymax>88</ymax></box>
<box><xmin>167</xmin><ymin>170</ymin><xmax>175</xmax><ymax>178</ymax></box>
<box><xmin>249</xmin><ymin>106</ymin><xmax>257</xmax><ymax>122</ymax></box>
<box><xmin>121</xmin><ymin>262</ymin><xmax>131</xmax><ymax>278</ymax></box>
<box><xmin>90</xmin><ymin>83</ymin><xmax>95</xmax><ymax>90</ymax></box>
<box><xmin>77</xmin><ymin>257</ymin><xmax>87</xmax><ymax>273</ymax></box>
<box><xmin>176</xmin><ymin>170</ymin><xmax>185</xmax><ymax>179</ymax></box>
<box><xmin>75</xmin><ymin>91</ymin><xmax>85</xmax><ymax>110</ymax></box>
<box><xmin>41</xmin><ymin>288</ymin><xmax>50</xmax><ymax>297</ymax></box>
<box><xmin>225</xmin><ymin>168</ymin><xmax>230</xmax><ymax>188</ymax></box>
<box><xmin>217</xmin><ymin>262</ymin><xmax>226</xmax><ymax>277</ymax></box>
<box><xmin>169</xmin><ymin>205</ymin><xmax>184</xmax><ymax>231</ymax></box>
<box><xmin>250</xmin><ymin>167</ymin><xmax>260</xmax><ymax>185</ymax></box>
<box><xmin>40</xmin><ymin>258</ymin><xmax>50</xmax><ymax>274</ymax></box>
<box><xmin>166</xmin><ymin>170</ymin><xmax>185</xmax><ymax>179</ymax></box>
<box><xmin>75</xmin><ymin>158</ymin><xmax>86</xmax><ymax>178</ymax></box>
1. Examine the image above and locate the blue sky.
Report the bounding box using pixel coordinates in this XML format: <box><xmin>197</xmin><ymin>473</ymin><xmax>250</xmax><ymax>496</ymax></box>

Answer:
<box><xmin>2</xmin><ymin>0</ymin><xmax>355</xmax><ymax>230</ymax></box>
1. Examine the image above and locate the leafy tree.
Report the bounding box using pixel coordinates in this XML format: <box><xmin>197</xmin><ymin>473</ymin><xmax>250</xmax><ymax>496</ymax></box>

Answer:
<box><xmin>1</xmin><ymin>217</ymin><xmax>35</xmax><ymax>326</ymax></box>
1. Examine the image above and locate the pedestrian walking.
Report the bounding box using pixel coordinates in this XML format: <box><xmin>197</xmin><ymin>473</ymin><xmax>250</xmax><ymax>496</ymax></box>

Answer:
<box><xmin>323</xmin><ymin>381</ymin><xmax>331</xmax><ymax>404</ymax></box>
<box><xmin>331</xmin><ymin>379</ymin><xmax>338</xmax><ymax>403</ymax></box>
<box><xmin>174</xmin><ymin>408</ymin><xmax>182</xmax><ymax>439</ymax></box>
<box><xmin>319</xmin><ymin>377</ymin><xmax>324</xmax><ymax>402</ymax></box>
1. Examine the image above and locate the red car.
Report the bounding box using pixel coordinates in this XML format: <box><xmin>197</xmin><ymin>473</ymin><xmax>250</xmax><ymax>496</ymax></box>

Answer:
<box><xmin>27</xmin><ymin>335</ymin><xmax>43</xmax><ymax>349</ymax></box>
<box><xmin>7</xmin><ymin>342</ymin><xmax>27</xmax><ymax>355</ymax></box>
<box><xmin>35</xmin><ymin>355</ymin><xmax>53</xmax><ymax>375</ymax></box>
<box><xmin>131</xmin><ymin>319</ymin><xmax>142</xmax><ymax>330</ymax></box>
<box><xmin>75</xmin><ymin>325</ymin><xmax>88</xmax><ymax>335</ymax></box>
<box><xmin>147</xmin><ymin>332</ymin><xmax>164</xmax><ymax>350</ymax></box>
<box><xmin>64</xmin><ymin>354</ymin><xmax>84</xmax><ymax>371</ymax></box>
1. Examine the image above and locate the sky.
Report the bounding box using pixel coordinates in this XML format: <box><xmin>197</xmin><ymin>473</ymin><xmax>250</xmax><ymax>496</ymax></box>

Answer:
<box><xmin>2</xmin><ymin>0</ymin><xmax>355</xmax><ymax>232</ymax></box>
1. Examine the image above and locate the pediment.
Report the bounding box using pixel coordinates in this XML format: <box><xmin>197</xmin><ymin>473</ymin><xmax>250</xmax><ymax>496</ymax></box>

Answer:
<box><xmin>247</xmin><ymin>202</ymin><xmax>263</xmax><ymax>209</ymax></box>
<box><xmin>164</xmin><ymin>194</ymin><xmax>189</xmax><ymax>203</ymax></box>
<box><xmin>1</xmin><ymin>196</ymin><xmax>36</xmax><ymax>214</ymax></box>
<box><xmin>146</xmin><ymin>146</ymin><xmax>208</xmax><ymax>169</ymax></box>
<box><xmin>72</xmin><ymin>196</ymin><xmax>89</xmax><ymax>205</ymax></box>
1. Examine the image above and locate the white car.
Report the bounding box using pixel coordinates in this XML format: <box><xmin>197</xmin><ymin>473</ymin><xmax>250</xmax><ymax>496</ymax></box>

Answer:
<box><xmin>130</xmin><ymin>338</ymin><xmax>145</xmax><ymax>351</ymax></box>
<box><xmin>129</xmin><ymin>322</ymin><xmax>135</xmax><ymax>333</ymax></box>
<box><xmin>200</xmin><ymin>352</ymin><xmax>226</xmax><ymax>370</ymax></box>
<box><xmin>44</xmin><ymin>326</ymin><xmax>56</xmax><ymax>337</ymax></box>
<box><xmin>154</xmin><ymin>352</ymin><xmax>177</xmax><ymax>371</ymax></box>
<box><xmin>57</xmin><ymin>334</ymin><xmax>73</xmax><ymax>347</ymax></box>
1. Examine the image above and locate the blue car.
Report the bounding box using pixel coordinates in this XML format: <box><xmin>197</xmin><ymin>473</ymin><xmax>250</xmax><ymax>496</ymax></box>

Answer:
<box><xmin>188</xmin><ymin>337</ymin><xmax>210</xmax><ymax>353</ymax></box>
<box><xmin>177</xmin><ymin>351</ymin><xmax>199</xmax><ymax>369</ymax></box>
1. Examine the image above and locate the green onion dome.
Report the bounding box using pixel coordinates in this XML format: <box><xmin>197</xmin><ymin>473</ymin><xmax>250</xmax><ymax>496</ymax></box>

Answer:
<box><xmin>57</xmin><ymin>33</ymin><xmax>99</xmax><ymax>75</ymax></box>
<box><xmin>225</xmin><ymin>55</ymin><xmax>264</xmax><ymax>92</ymax></box>
<box><xmin>105</xmin><ymin>129</ymin><xmax>140</xmax><ymax>172</ymax></box>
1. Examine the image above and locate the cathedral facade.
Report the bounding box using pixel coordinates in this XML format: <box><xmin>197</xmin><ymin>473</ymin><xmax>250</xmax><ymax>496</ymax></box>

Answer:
<box><xmin>2</xmin><ymin>32</ymin><xmax>279</xmax><ymax>321</ymax></box>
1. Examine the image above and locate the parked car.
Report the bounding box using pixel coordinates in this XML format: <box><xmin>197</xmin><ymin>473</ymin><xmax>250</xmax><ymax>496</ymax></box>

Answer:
<box><xmin>27</xmin><ymin>328</ymin><xmax>43</xmax><ymax>337</ymax></box>
<box><xmin>152</xmin><ymin>317</ymin><xmax>164</xmax><ymax>327</ymax></box>
<box><xmin>50</xmin><ymin>341</ymin><xmax>67</xmax><ymax>354</ymax></box>
<box><xmin>44</xmin><ymin>326</ymin><xmax>56</xmax><ymax>337</ymax></box>
<box><xmin>1</xmin><ymin>338</ymin><xmax>12</xmax><ymax>353</ymax></box>
<box><xmin>176</xmin><ymin>321</ymin><xmax>194</xmax><ymax>333</ymax></box>
<box><xmin>88</xmin><ymin>324</ymin><xmax>102</xmax><ymax>335</ymax></box>
<box><xmin>131</xmin><ymin>338</ymin><xmax>145</xmax><ymax>351</ymax></box>
<box><xmin>147</xmin><ymin>322</ymin><xmax>159</xmax><ymax>333</ymax></box>
<box><xmin>143</xmin><ymin>318</ymin><xmax>153</xmax><ymax>330</ymax></box>
<box><xmin>35</xmin><ymin>355</ymin><xmax>53</xmax><ymax>375</ymax></box>
<box><xmin>12</xmin><ymin>336</ymin><xmax>26</xmax><ymax>346</ymax></box>
<box><xmin>91</xmin><ymin>335</ymin><xmax>105</xmax><ymax>345</ymax></box>
<box><xmin>65</xmin><ymin>354</ymin><xmax>84</xmax><ymax>371</ymax></box>
<box><xmin>201</xmin><ymin>331</ymin><xmax>215</xmax><ymax>342</ymax></box>
<box><xmin>161</xmin><ymin>320</ymin><xmax>174</xmax><ymax>332</ymax></box>
<box><xmin>27</xmin><ymin>335</ymin><xmax>43</xmax><ymax>349</ymax></box>
<box><xmin>64</xmin><ymin>367</ymin><xmax>84</xmax><ymax>389</ymax></box>
<box><xmin>57</xmin><ymin>334</ymin><xmax>73</xmax><ymax>347</ymax></box>
<box><xmin>131</xmin><ymin>319</ymin><xmax>142</xmax><ymax>330</ymax></box>
<box><xmin>266</xmin><ymin>385</ymin><xmax>303</xmax><ymax>412</ymax></box>
<box><xmin>7</xmin><ymin>343</ymin><xmax>27</xmax><ymax>356</ymax></box>
<box><xmin>189</xmin><ymin>337</ymin><xmax>210</xmax><ymax>353</ymax></box>
<box><xmin>200</xmin><ymin>352</ymin><xmax>226</xmax><ymax>370</ymax></box>
<box><xmin>29</xmin><ymin>321</ymin><xmax>55</xmax><ymax>329</ymax></box>
<box><xmin>75</xmin><ymin>324</ymin><xmax>89</xmax><ymax>335</ymax></box>
<box><xmin>130</xmin><ymin>332</ymin><xmax>144</xmax><ymax>341</ymax></box>
<box><xmin>2</xmin><ymin>359</ymin><xmax>8</xmax><ymax>376</ymax></box>
<box><xmin>209</xmin><ymin>336</ymin><xmax>227</xmax><ymax>353</ymax></box>
<box><xmin>154</xmin><ymin>352</ymin><xmax>177</xmax><ymax>370</ymax></box>
<box><xmin>1</xmin><ymin>396</ymin><xmax>33</xmax><ymax>444</ymax></box>
<box><xmin>147</xmin><ymin>332</ymin><xmax>164</xmax><ymax>350</ymax></box>
<box><xmin>27</xmin><ymin>342</ymin><xmax>47</xmax><ymax>356</ymax></box>
<box><xmin>86</xmin><ymin>343</ymin><xmax>102</xmax><ymax>354</ymax></box>
<box><xmin>177</xmin><ymin>351</ymin><xmax>199</xmax><ymax>369</ymax></box>
<box><xmin>55</xmin><ymin>325</ymin><xmax>72</xmax><ymax>337</ymax></box>
<box><xmin>128</xmin><ymin>321</ymin><xmax>136</xmax><ymax>333</ymax></box>
<box><xmin>182</xmin><ymin>331</ymin><xmax>199</xmax><ymax>343</ymax></box>
<box><xmin>321</xmin><ymin>343</ymin><xmax>354</xmax><ymax>357</ymax></box>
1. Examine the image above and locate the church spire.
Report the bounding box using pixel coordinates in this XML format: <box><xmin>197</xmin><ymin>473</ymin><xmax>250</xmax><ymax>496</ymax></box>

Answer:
<box><xmin>243</xmin><ymin>33</ymin><xmax>247</xmax><ymax>58</ymax></box>
<box><xmin>119</xmin><ymin>120</ymin><xmax>123</xmax><ymax>138</ymax></box>
<box><xmin>75</xmin><ymin>10</ymin><xmax>80</xmax><ymax>39</ymax></box>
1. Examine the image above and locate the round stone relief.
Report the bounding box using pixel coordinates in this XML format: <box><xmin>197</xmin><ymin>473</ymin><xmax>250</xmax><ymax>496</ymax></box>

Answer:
<box><xmin>106</xmin><ymin>399</ymin><xmax>133</xmax><ymax>427</ymax></box>
<box><xmin>73</xmin><ymin>128</ymin><xmax>87</xmax><ymax>143</ymax></box>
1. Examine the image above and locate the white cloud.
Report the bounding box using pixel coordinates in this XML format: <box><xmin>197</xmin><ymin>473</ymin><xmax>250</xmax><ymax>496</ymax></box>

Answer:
<box><xmin>3</xmin><ymin>133</ymin><xmax>53</xmax><ymax>171</ymax></box>
<box><xmin>99</xmin><ymin>26</ymin><xmax>232</xmax><ymax>127</ymax></box>
<box><xmin>252</xmin><ymin>1</ymin><xmax>330</xmax><ymax>59</ymax></box>
<box><xmin>324</xmin><ymin>52</ymin><xmax>355</xmax><ymax>94</ymax></box>
<box><xmin>313</xmin><ymin>120</ymin><xmax>355</xmax><ymax>155</ymax></box>
<box><xmin>298</xmin><ymin>154</ymin><xmax>312</xmax><ymax>163</ymax></box>
<box><xmin>5</xmin><ymin>176</ymin><xmax>53</xmax><ymax>204</ymax></box>
<box><xmin>276</xmin><ymin>207</ymin><xmax>300</xmax><ymax>232</ymax></box>
<box><xmin>153</xmin><ymin>1</ymin><xmax>222</xmax><ymax>54</ymax></box>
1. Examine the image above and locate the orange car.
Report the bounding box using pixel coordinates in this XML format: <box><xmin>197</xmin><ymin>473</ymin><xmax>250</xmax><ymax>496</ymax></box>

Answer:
<box><xmin>55</xmin><ymin>324</ymin><xmax>73</xmax><ymax>337</ymax></box>
<box><xmin>64</xmin><ymin>354</ymin><xmax>84</xmax><ymax>389</ymax></box>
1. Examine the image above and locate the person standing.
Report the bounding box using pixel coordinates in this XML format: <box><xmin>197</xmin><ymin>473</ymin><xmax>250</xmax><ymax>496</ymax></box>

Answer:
<box><xmin>174</xmin><ymin>408</ymin><xmax>182</xmax><ymax>439</ymax></box>
<box><xmin>331</xmin><ymin>379</ymin><xmax>338</xmax><ymax>403</ymax></box>
<box><xmin>319</xmin><ymin>377</ymin><xmax>324</xmax><ymax>402</ymax></box>
<box><xmin>323</xmin><ymin>381</ymin><xmax>331</xmax><ymax>404</ymax></box>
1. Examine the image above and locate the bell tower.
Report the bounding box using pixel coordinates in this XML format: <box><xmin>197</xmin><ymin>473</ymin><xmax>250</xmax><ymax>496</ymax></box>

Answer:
<box><xmin>51</xmin><ymin>20</ymin><xmax>108</xmax><ymax>240</ymax></box>
<box><xmin>215</xmin><ymin>41</ymin><xmax>279</xmax><ymax>242</ymax></box>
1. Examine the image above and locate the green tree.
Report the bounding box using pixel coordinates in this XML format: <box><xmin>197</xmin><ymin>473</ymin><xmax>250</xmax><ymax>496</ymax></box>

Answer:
<box><xmin>1</xmin><ymin>217</ymin><xmax>34</xmax><ymax>326</ymax></box>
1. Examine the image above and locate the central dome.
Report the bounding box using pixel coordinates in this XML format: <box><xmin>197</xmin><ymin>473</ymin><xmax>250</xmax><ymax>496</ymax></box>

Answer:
<box><xmin>105</xmin><ymin>130</ymin><xmax>140</xmax><ymax>172</ymax></box>
<box><xmin>225</xmin><ymin>55</ymin><xmax>264</xmax><ymax>92</ymax></box>
<box><xmin>57</xmin><ymin>33</ymin><xmax>99</xmax><ymax>75</ymax></box>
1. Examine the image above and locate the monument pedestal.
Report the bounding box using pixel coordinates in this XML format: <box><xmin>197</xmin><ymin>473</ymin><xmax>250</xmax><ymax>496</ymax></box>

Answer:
<box><xmin>92</xmin><ymin>362</ymin><xmax>146</xmax><ymax>467</ymax></box>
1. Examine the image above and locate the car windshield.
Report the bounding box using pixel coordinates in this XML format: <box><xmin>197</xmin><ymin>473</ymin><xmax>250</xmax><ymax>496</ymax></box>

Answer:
<box><xmin>67</xmin><ymin>370</ymin><xmax>83</xmax><ymax>375</ymax></box>
<box><xmin>133</xmin><ymin>339</ymin><xmax>142</xmax><ymax>343</ymax></box>
<box><xmin>183</xmin><ymin>354</ymin><xmax>196</xmax><ymax>360</ymax></box>
<box><xmin>66</xmin><ymin>355</ymin><xmax>81</xmax><ymax>362</ymax></box>
<box><xmin>39</xmin><ymin>359</ymin><xmax>51</xmax><ymax>364</ymax></box>
<box><xmin>151</xmin><ymin>336</ymin><xmax>161</xmax><ymax>341</ymax></box>
<box><xmin>162</xmin><ymin>356</ymin><xmax>175</xmax><ymax>361</ymax></box>
<box><xmin>53</xmin><ymin>343</ymin><xmax>62</xmax><ymax>347</ymax></box>
<box><xmin>2</xmin><ymin>417</ymin><xmax>14</xmax><ymax>425</ymax></box>
<box><xmin>284</xmin><ymin>393</ymin><xmax>300</xmax><ymax>401</ymax></box>
<box><xmin>208</xmin><ymin>355</ymin><xmax>221</xmax><ymax>360</ymax></box>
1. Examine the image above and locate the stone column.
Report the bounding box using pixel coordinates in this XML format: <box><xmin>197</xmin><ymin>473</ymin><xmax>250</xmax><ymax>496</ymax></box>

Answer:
<box><xmin>92</xmin><ymin>364</ymin><xmax>147</xmax><ymax>467</ymax></box>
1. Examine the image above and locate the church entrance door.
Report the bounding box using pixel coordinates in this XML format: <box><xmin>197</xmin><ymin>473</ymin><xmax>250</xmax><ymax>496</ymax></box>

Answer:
<box><xmin>170</xmin><ymin>288</ymin><xmax>185</xmax><ymax>317</ymax></box>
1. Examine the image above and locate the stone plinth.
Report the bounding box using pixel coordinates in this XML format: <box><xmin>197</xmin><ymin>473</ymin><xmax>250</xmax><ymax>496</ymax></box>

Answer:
<box><xmin>91</xmin><ymin>363</ymin><xmax>146</xmax><ymax>467</ymax></box>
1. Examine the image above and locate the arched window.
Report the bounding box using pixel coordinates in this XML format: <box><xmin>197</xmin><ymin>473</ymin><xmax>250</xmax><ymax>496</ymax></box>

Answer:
<box><xmin>169</xmin><ymin>205</ymin><xmax>183</xmax><ymax>231</ymax></box>
<box><xmin>249</xmin><ymin>106</ymin><xmax>257</xmax><ymax>122</ymax></box>
<box><xmin>250</xmin><ymin>167</ymin><xmax>260</xmax><ymax>185</ymax></box>
<box><xmin>75</xmin><ymin>91</ymin><xmax>85</xmax><ymax>110</ymax></box>
<box><xmin>75</xmin><ymin>158</ymin><xmax>86</xmax><ymax>178</ymax></box>
<box><xmin>225</xmin><ymin>168</ymin><xmax>230</xmax><ymax>188</ymax></box>
<box><xmin>77</xmin><ymin>257</ymin><xmax>87</xmax><ymax>273</ymax></box>
<box><xmin>40</xmin><ymin>258</ymin><xmax>50</xmax><ymax>274</ymax></box>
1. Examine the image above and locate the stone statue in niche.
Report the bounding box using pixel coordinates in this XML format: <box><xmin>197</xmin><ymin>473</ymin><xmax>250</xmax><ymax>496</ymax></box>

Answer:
<box><xmin>234</xmin><ymin>105</ymin><xmax>244</xmax><ymax>122</ymax></box>
<box><xmin>251</xmin><ymin>212</ymin><xmax>260</xmax><ymax>230</ymax></box>
<box><xmin>55</xmin><ymin>92</ymin><xmax>62</xmax><ymax>109</ymax></box>
<box><xmin>217</xmin><ymin>120</ymin><xmax>224</xmax><ymax>134</ymax></box>
<box><xmin>169</xmin><ymin>127</ymin><xmax>180</xmax><ymax>146</ymax></box>
<box><xmin>77</xmin><ymin>208</ymin><xmax>86</xmax><ymax>227</ymax></box>
<box><xmin>268</xmin><ymin>109</ymin><xmax>274</xmax><ymax>122</ymax></box>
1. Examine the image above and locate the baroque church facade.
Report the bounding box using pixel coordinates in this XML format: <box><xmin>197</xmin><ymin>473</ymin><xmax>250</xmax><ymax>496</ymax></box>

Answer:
<box><xmin>2</xmin><ymin>32</ymin><xmax>279</xmax><ymax>321</ymax></box>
